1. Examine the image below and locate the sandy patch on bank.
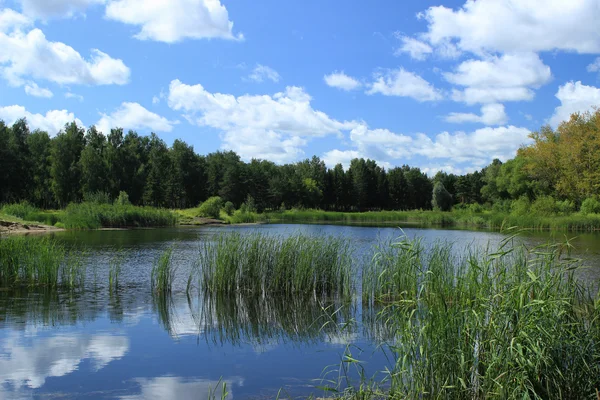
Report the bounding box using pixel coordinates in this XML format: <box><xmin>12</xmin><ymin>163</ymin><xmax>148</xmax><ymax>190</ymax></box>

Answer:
<box><xmin>0</xmin><ymin>220</ymin><xmax>64</xmax><ymax>235</ymax></box>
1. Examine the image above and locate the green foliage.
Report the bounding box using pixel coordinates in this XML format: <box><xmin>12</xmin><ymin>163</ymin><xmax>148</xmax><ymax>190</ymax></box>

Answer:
<box><xmin>580</xmin><ymin>197</ymin><xmax>600</xmax><ymax>215</ymax></box>
<box><xmin>197</xmin><ymin>196</ymin><xmax>224</xmax><ymax>219</ymax></box>
<box><xmin>431</xmin><ymin>182</ymin><xmax>453</xmax><ymax>211</ymax></box>
<box><xmin>555</xmin><ymin>199</ymin><xmax>576</xmax><ymax>215</ymax></box>
<box><xmin>83</xmin><ymin>191</ymin><xmax>112</xmax><ymax>204</ymax></box>
<box><xmin>223</xmin><ymin>201</ymin><xmax>235</xmax><ymax>216</ymax></box>
<box><xmin>62</xmin><ymin>202</ymin><xmax>177</xmax><ymax>229</ymax></box>
<box><xmin>151</xmin><ymin>248</ymin><xmax>176</xmax><ymax>294</ymax></box>
<box><xmin>2</xmin><ymin>201</ymin><xmax>38</xmax><ymax>219</ymax></box>
<box><xmin>199</xmin><ymin>232</ymin><xmax>353</xmax><ymax>298</ymax></box>
<box><xmin>115</xmin><ymin>191</ymin><xmax>131</xmax><ymax>206</ymax></box>
<box><xmin>0</xmin><ymin>236</ymin><xmax>84</xmax><ymax>288</ymax></box>
<box><xmin>530</xmin><ymin>195</ymin><xmax>558</xmax><ymax>216</ymax></box>
<box><xmin>358</xmin><ymin>235</ymin><xmax>600</xmax><ymax>398</ymax></box>
<box><xmin>510</xmin><ymin>196</ymin><xmax>531</xmax><ymax>216</ymax></box>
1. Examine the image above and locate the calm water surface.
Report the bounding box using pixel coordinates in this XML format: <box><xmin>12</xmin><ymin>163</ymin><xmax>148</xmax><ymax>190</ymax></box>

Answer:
<box><xmin>1</xmin><ymin>224</ymin><xmax>599</xmax><ymax>399</ymax></box>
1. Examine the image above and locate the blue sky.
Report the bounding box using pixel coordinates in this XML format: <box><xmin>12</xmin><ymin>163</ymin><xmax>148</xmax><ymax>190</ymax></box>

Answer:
<box><xmin>1</xmin><ymin>0</ymin><xmax>600</xmax><ymax>175</ymax></box>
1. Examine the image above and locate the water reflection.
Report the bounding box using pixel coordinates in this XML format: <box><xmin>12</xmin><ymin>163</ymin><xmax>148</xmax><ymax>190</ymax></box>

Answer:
<box><xmin>0</xmin><ymin>332</ymin><xmax>128</xmax><ymax>395</ymax></box>
<box><xmin>121</xmin><ymin>376</ymin><xmax>244</xmax><ymax>400</ymax></box>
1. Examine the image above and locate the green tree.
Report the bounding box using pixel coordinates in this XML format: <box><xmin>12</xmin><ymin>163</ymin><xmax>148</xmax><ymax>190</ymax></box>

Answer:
<box><xmin>80</xmin><ymin>126</ymin><xmax>109</xmax><ymax>197</ymax></box>
<box><xmin>432</xmin><ymin>181</ymin><xmax>453</xmax><ymax>211</ymax></box>
<box><xmin>50</xmin><ymin>122</ymin><xmax>85</xmax><ymax>206</ymax></box>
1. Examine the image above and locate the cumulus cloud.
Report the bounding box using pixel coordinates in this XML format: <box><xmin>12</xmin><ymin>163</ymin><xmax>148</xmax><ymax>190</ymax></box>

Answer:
<box><xmin>323</xmin><ymin>71</ymin><xmax>361</xmax><ymax>91</ymax></box>
<box><xmin>0</xmin><ymin>105</ymin><xmax>82</xmax><ymax>135</ymax></box>
<box><xmin>421</xmin><ymin>0</ymin><xmax>600</xmax><ymax>55</ymax></box>
<box><xmin>96</xmin><ymin>102</ymin><xmax>176</xmax><ymax>134</ymax></box>
<box><xmin>549</xmin><ymin>81</ymin><xmax>600</xmax><ymax>127</ymax></box>
<box><xmin>24</xmin><ymin>81</ymin><xmax>53</xmax><ymax>98</ymax></box>
<box><xmin>0</xmin><ymin>8</ymin><xmax>31</xmax><ymax>32</ymax></box>
<box><xmin>18</xmin><ymin>0</ymin><xmax>106</xmax><ymax>19</ymax></box>
<box><xmin>0</xmin><ymin>25</ymin><xmax>130</xmax><ymax>87</ymax></box>
<box><xmin>445</xmin><ymin>53</ymin><xmax>552</xmax><ymax>104</ymax></box>
<box><xmin>588</xmin><ymin>57</ymin><xmax>600</xmax><ymax>73</ymax></box>
<box><xmin>324</xmin><ymin>124</ymin><xmax>531</xmax><ymax>171</ymax></box>
<box><xmin>248</xmin><ymin>64</ymin><xmax>281</xmax><ymax>83</ymax></box>
<box><xmin>366</xmin><ymin>68</ymin><xmax>442</xmax><ymax>102</ymax></box>
<box><xmin>105</xmin><ymin>0</ymin><xmax>242</xmax><ymax>43</ymax></box>
<box><xmin>65</xmin><ymin>92</ymin><xmax>84</xmax><ymax>101</ymax></box>
<box><xmin>168</xmin><ymin>80</ymin><xmax>356</xmax><ymax>162</ymax></box>
<box><xmin>394</xmin><ymin>35</ymin><xmax>432</xmax><ymax>60</ymax></box>
<box><xmin>445</xmin><ymin>103</ymin><xmax>508</xmax><ymax>125</ymax></box>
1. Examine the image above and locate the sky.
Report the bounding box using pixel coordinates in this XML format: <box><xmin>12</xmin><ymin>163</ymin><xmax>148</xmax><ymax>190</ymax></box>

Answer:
<box><xmin>1</xmin><ymin>0</ymin><xmax>600</xmax><ymax>175</ymax></box>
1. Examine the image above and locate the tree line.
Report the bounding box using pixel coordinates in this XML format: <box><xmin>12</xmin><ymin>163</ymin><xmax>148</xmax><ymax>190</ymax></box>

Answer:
<box><xmin>1</xmin><ymin>109</ymin><xmax>599</xmax><ymax>213</ymax></box>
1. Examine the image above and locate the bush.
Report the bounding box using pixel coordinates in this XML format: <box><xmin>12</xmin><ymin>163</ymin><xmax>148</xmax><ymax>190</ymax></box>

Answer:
<box><xmin>530</xmin><ymin>196</ymin><xmax>558</xmax><ymax>217</ymax></box>
<box><xmin>197</xmin><ymin>196</ymin><xmax>223</xmax><ymax>219</ymax></box>
<box><xmin>115</xmin><ymin>191</ymin><xmax>131</xmax><ymax>206</ymax></box>
<box><xmin>510</xmin><ymin>196</ymin><xmax>531</xmax><ymax>216</ymax></box>
<box><xmin>2</xmin><ymin>202</ymin><xmax>38</xmax><ymax>219</ymax></box>
<box><xmin>492</xmin><ymin>199</ymin><xmax>512</xmax><ymax>213</ymax></box>
<box><xmin>223</xmin><ymin>201</ymin><xmax>235</xmax><ymax>216</ymax></box>
<box><xmin>468</xmin><ymin>203</ymin><xmax>484</xmax><ymax>213</ymax></box>
<box><xmin>580</xmin><ymin>197</ymin><xmax>600</xmax><ymax>215</ymax></box>
<box><xmin>556</xmin><ymin>199</ymin><xmax>576</xmax><ymax>215</ymax></box>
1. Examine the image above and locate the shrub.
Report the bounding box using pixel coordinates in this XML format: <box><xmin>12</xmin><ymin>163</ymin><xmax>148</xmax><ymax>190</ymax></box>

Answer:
<box><xmin>223</xmin><ymin>201</ymin><xmax>235</xmax><ymax>216</ymax></box>
<box><xmin>556</xmin><ymin>199</ymin><xmax>576</xmax><ymax>215</ymax></box>
<box><xmin>530</xmin><ymin>195</ymin><xmax>558</xmax><ymax>217</ymax></box>
<box><xmin>115</xmin><ymin>191</ymin><xmax>131</xmax><ymax>206</ymax></box>
<box><xmin>580</xmin><ymin>197</ymin><xmax>600</xmax><ymax>215</ymax></box>
<box><xmin>197</xmin><ymin>196</ymin><xmax>223</xmax><ymax>219</ymax></box>
<box><xmin>510</xmin><ymin>196</ymin><xmax>530</xmax><ymax>216</ymax></box>
<box><xmin>468</xmin><ymin>203</ymin><xmax>484</xmax><ymax>213</ymax></box>
<box><xmin>492</xmin><ymin>199</ymin><xmax>512</xmax><ymax>213</ymax></box>
<box><xmin>2</xmin><ymin>202</ymin><xmax>38</xmax><ymax>219</ymax></box>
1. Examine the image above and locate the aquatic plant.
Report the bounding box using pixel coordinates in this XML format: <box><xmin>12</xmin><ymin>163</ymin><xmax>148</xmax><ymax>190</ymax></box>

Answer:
<box><xmin>199</xmin><ymin>232</ymin><xmax>353</xmax><ymax>298</ymax></box>
<box><xmin>0</xmin><ymin>235</ymin><xmax>84</xmax><ymax>288</ymax></box>
<box><xmin>151</xmin><ymin>248</ymin><xmax>176</xmax><ymax>294</ymax></box>
<box><xmin>347</xmin><ymin>234</ymin><xmax>600</xmax><ymax>399</ymax></box>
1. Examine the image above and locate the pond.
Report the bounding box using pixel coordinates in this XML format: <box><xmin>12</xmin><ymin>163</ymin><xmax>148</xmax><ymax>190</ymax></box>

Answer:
<box><xmin>1</xmin><ymin>224</ymin><xmax>599</xmax><ymax>399</ymax></box>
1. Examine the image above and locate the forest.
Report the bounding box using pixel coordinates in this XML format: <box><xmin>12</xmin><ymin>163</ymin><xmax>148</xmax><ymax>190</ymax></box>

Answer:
<box><xmin>1</xmin><ymin>109</ymin><xmax>600</xmax><ymax>216</ymax></box>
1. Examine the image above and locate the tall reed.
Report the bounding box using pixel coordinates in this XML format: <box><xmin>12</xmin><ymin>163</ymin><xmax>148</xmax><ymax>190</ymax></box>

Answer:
<box><xmin>355</xmin><ymin>234</ymin><xmax>600</xmax><ymax>399</ymax></box>
<box><xmin>0</xmin><ymin>236</ymin><xmax>84</xmax><ymax>288</ymax></box>
<box><xmin>151</xmin><ymin>248</ymin><xmax>176</xmax><ymax>294</ymax></box>
<box><xmin>199</xmin><ymin>232</ymin><xmax>353</xmax><ymax>298</ymax></box>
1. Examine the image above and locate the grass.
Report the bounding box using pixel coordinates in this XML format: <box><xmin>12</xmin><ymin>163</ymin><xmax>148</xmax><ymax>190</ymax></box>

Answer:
<box><xmin>0</xmin><ymin>235</ymin><xmax>84</xmax><ymax>288</ymax></box>
<box><xmin>198</xmin><ymin>232</ymin><xmax>353</xmax><ymax>298</ymax></box>
<box><xmin>2</xmin><ymin>201</ymin><xmax>177</xmax><ymax>230</ymax></box>
<box><xmin>351</xmin><ymin>233</ymin><xmax>600</xmax><ymax>399</ymax></box>
<box><xmin>151</xmin><ymin>248</ymin><xmax>176</xmax><ymax>294</ymax></box>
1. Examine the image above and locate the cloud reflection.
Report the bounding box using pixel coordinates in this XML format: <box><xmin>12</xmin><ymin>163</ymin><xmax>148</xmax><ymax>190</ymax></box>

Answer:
<box><xmin>121</xmin><ymin>376</ymin><xmax>244</xmax><ymax>400</ymax></box>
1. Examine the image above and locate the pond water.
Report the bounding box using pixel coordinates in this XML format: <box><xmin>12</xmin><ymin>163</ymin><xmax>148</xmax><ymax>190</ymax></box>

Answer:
<box><xmin>1</xmin><ymin>224</ymin><xmax>599</xmax><ymax>399</ymax></box>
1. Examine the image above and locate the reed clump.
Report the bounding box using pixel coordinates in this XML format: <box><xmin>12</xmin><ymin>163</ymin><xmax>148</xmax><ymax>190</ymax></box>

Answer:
<box><xmin>0</xmin><ymin>235</ymin><xmax>84</xmax><ymax>288</ymax></box>
<box><xmin>63</xmin><ymin>202</ymin><xmax>177</xmax><ymax>229</ymax></box>
<box><xmin>199</xmin><ymin>232</ymin><xmax>353</xmax><ymax>298</ymax></box>
<box><xmin>151</xmin><ymin>248</ymin><xmax>176</xmax><ymax>294</ymax></box>
<box><xmin>357</xmin><ymin>234</ymin><xmax>600</xmax><ymax>399</ymax></box>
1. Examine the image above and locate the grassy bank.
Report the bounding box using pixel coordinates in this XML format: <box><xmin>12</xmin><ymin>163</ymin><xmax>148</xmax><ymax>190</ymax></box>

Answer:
<box><xmin>1</xmin><ymin>202</ymin><xmax>177</xmax><ymax>230</ymax></box>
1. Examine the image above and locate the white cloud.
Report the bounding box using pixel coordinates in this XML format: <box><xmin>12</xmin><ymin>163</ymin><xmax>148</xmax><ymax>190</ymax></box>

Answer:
<box><xmin>168</xmin><ymin>80</ymin><xmax>356</xmax><ymax>162</ymax></box>
<box><xmin>120</xmin><ymin>376</ymin><xmax>244</xmax><ymax>400</ymax></box>
<box><xmin>588</xmin><ymin>57</ymin><xmax>600</xmax><ymax>73</ymax></box>
<box><xmin>549</xmin><ymin>81</ymin><xmax>600</xmax><ymax>127</ymax></box>
<box><xmin>445</xmin><ymin>53</ymin><xmax>551</xmax><ymax>104</ymax></box>
<box><xmin>65</xmin><ymin>92</ymin><xmax>84</xmax><ymax>101</ymax></box>
<box><xmin>18</xmin><ymin>0</ymin><xmax>106</xmax><ymax>19</ymax></box>
<box><xmin>105</xmin><ymin>0</ymin><xmax>243</xmax><ymax>43</ymax></box>
<box><xmin>0</xmin><ymin>8</ymin><xmax>31</xmax><ymax>32</ymax></box>
<box><xmin>421</xmin><ymin>0</ymin><xmax>600</xmax><ymax>55</ymax></box>
<box><xmin>395</xmin><ymin>35</ymin><xmax>433</xmax><ymax>60</ymax></box>
<box><xmin>248</xmin><ymin>64</ymin><xmax>281</xmax><ymax>83</ymax></box>
<box><xmin>324</xmin><ymin>124</ymin><xmax>531</xmax><ymax>171</ymax></box>
<box><xmin>445</xmin><ymin>103</ymin><xmax>508</xmax><ymax>125</ymax></box>
<box><xmin>324</xmin><ymin>71</ymin><xmax>361</xmax><ymax>91</ymax></box>
<box><xmin>24</xmin><ymin>81</ymin><xmax>53</xmax><ymax>98</ymax></box>
<box><xmin>0</xmin><ymin>105</ymin><xmax>82</xmax><ymax>135</ymax></box>
<box><xmin>0</xmin><ymin>26</ymin><xmax>130</xmax><ymax>87</ymax></box>
<box><xmin>0</xmin><ymin>333</ymin><xmax>128</xmax><ymax>392</ymax></box>
<box><xmin>366</xmin><ymin>68</ymin><xmax>442</xmax><ymax>102</ymax></box>
<box><xmin>96</xmin><ymin>102</ymin><xmax>176</xmax><ymax>134</ymax></box>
